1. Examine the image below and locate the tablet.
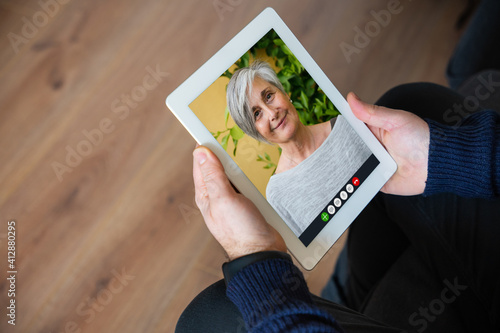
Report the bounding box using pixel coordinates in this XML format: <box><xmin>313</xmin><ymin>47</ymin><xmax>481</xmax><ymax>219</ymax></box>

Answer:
<box><xmin>166</xmin><ymin>7</ymin><xmax>396</xmax><ymax>270</ymax></box>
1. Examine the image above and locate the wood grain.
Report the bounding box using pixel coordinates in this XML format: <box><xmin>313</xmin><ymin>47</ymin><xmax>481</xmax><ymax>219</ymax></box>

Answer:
<box><xmin>0</xmin><ymin>0</ymin><xmax>466</xmax><ymax>331</ymax></box>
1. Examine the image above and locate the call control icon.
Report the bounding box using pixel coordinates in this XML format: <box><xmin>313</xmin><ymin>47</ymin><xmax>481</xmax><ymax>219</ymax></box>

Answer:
<box><xmin>352</xmin><ymin>177</ymin><xmax>360</xmax><ymax>186</ymax></box>
<box><xmin>321</xmin><ymin>212</ymin><xmax>329</xmax><ymax>222</ymax></box>
<box><xmin>340</xmin><ymin>191</ymin><xmax>348</xmax><ymax>200</ymax></box>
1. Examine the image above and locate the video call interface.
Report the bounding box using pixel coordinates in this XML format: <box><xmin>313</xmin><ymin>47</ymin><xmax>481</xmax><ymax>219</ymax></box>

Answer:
<box><xmin>299</xmin><ymin>155</ymin><xmax>378</xmax><ymax>246</ymax></box>
<box><xmin>190</xmin><ymin>29</ymin><xmax>380</xmax><ymax>247</ymax></box>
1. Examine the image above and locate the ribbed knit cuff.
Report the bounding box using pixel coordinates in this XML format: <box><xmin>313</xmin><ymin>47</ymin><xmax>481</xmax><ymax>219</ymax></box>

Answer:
<box><xmin>424</xmin><ymin>110</ymin><xmax>499</xmax><ymax>198</ymax></box>
<box><xmin>226</xmin><ymin>258</ymin><xmax>342</xmax><ymax>331</ymax></box>
<box><xmin>222</xmin><ymin>251</ymin><xmax>292</xmax><ymax>286</ymax></box>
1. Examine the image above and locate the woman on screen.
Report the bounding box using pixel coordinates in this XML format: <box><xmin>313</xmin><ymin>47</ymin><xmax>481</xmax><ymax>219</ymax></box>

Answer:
<box><xmin>227</xmin><ymin>60</ymin><xmax>371</xmax><ymax>237</ymax></box>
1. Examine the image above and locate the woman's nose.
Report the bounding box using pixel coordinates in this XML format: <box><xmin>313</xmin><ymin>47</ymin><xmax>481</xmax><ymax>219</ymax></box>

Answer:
<box><xmin>264</xmin><ymin>106</ymin><xmax>278</xmax><ymax>120</ymax></box>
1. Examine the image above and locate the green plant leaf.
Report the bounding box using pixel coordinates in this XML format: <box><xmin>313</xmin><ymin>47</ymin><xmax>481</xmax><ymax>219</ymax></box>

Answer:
<box><xmin>225</xmin><ymin>106</ymin><xmax>230</xmax><ymax>127</ymax></box>
<box><xmin>282</xmin><ymin>45</ymin><xmax>293</xmax><ymax>57</ymax></box>
<box><xmin>221</xmin><ymin>69</ymin><xmax>233</xmax><ymax>79</ymax></box>
<box><xmin>212</xmin><ymin>130</ymin><xmax>221</xmax><ymax>139</ymax></box>
<box><xmin>269</xmin><ymin>46</ymin><xmax>279</xmax><ymax>58</ymax></box>
<box><xmin>313</xmin><ymin>105</ymin><xmax>322</xmax><ymax>117</ymax></box>
<box><xmin>241</xmin><ymin>52</ymin><xmax>250</xmax><ymax>67</ymax></box>
<box><xmin>256</xmin><ymin>37</ymin><xmax>270</xmax><ymax>49</ymax></box>
<box><xmin>305</xmin><ymin>78</ymin><xmax>315</xmax><ymax>97</ymax></box>
<box><xmin>264</xmin><ymin>152</ymin><xmax>271</xmax><ymax>161</ymax></box>
<box><xmin>276</xmin><ymin>57</ymin><xmax>286</xmax><ymax>69</ymax></box>
<box><xmin>250</xmin><ymin>48</ymin><xmax>257</xmax><ymax>59</ymax></box>
<box><xmin>282</xmin><ymin>80</ymin><xmax>291</xmax><ymax>93</ymax></box>
<box><xmin>230</xmin><ymin>125</ymin><xmax>245</xmax><ymax>140</ymax></box>
<box><xmin>325</xmin><ymin>108</ymin><xmax>340</xmax><ymax>116</ymax></box>
<box><xmin>221</xmin><ymin>134</ymin><xmax>229</xmax><ymax>151</ymax></box>
<box><xmin>304</xmin><ymin>111</ymin><xmax>312</xmax><ymax>125</ymax></box>
<box><xmin>273</xmin><ymin>39</ymin><xmax>285</xmax><ymax>47</ymax></box>
<box><xmin>233</xmin><ymin>138</ymin><xmax>238</xmax><ymax>156</ymax></box>
<box><xmin>293</xmin><ymin>101</ymin><xmax>303</xmax><ymax>109</ymax></box>
<box><xmin>300</xmin><ymin>90</ymin><xmax>309</xmax><ymax>109</ymax></box>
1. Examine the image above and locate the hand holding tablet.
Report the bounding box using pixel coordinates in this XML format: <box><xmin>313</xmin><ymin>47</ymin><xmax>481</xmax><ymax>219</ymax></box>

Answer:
<box><xmin>193</xmin><ymin>146</ymin><xmax>287</xmax><ymax>261</ymax></box>
<box><xmin>167</xmin><ymin>8</ymin><xmax>397</xmax><ymax>269</ymax></box>
<box><xmin>347</xmin><ymin>93</ymin><xmax>430</xmax><ymax>195</ymax></box>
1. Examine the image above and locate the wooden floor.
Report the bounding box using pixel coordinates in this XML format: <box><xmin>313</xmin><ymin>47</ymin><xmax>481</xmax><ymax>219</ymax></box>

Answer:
<box><xmin>0</xmin><ymin>0</ymin><xmax>467</xmax><ymax>332</ymax></box>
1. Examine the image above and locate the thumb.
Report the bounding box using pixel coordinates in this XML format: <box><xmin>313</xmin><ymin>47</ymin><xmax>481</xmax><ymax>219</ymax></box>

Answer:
<box><xmin>193</xmin><ymin>146</ymin><xmax>233</xmax><ymax>198</ymax></box>
<box><xmin>347</xmin><ymin>92</ymin><xmax>399</xmax><ymax>132</ymax></box>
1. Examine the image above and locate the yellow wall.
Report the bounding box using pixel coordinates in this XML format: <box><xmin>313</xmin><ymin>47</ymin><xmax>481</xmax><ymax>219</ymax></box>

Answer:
<box><xmin>189</xmin><ymin>59</ymin><xmax>280</xmax><ymax>197</ymax></box>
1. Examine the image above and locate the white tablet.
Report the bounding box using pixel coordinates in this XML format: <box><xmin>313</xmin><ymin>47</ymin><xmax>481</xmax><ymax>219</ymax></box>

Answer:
<box><xmin>166</xmin><ymin>7</ymin><xmax>396</xmax><ymax>270</ymax></box>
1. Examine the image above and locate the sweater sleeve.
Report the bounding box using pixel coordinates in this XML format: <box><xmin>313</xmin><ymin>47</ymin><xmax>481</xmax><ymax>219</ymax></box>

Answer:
<box><xmin>424</xmin><ymin>110</ymin><xmax>500</xmax><ymax>198</ymax></box>
<box><xmin>226</xmin><ymin>258</ymin><xmax>344</xmax><ymax>332</ymax></box>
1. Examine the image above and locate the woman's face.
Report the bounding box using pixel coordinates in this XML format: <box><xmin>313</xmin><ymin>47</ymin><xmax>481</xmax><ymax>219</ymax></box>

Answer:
<box><xmin>248</xmin><ymin>77</ymin><xmax>300</xmax><ymax>144</ymax></box>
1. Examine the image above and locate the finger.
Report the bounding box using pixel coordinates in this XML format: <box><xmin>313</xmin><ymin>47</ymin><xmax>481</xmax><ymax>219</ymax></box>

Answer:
<box><xmin>347</xmin><ymin>92</ymin><xmax>400</xmax><ymax>132</ymax></box>
<box><xmin>193</xmin><ymin>147</ymin><xmax>209</xmax><ymax>211</ymax></box>
<box><xmin>194</xmin><ymin>146</ymin><xmax>234</xmax><ymax>199</ymax></box>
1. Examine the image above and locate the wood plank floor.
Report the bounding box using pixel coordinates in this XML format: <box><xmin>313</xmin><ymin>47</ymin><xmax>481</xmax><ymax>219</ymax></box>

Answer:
<box><xmin>0</xmin><ymin>0</ymin><xmax>466</xmax><ymax>331</ymax></box>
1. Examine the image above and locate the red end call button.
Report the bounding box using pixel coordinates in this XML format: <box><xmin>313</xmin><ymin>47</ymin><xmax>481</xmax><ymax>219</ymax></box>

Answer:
<box><xmin>352</xmin><ymin>177</ymin><xmax>360</xmax><ymax>186</ymax></box>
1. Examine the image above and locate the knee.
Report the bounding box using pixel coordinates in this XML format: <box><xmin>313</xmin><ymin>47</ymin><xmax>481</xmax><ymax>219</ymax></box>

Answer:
<box><xmin>375</xmin><ymin>82</ymin><xmax>467</xmax><ymax>122</ymax></box>
<box><xmin>175</xmin><ymin>279</ymin><xmax>245</xmax><ymax>333</ymax></box>
<box><xmin>375</xmin><ymin>83</ymin><xmax>443</xmax><ymax>110</ymax></box>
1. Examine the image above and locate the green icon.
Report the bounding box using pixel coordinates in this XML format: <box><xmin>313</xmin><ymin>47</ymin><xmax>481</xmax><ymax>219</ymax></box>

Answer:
<box><xmin>321</xmin><ymin>212</ymin><xmax>329</xmax><ymax>222</ymax></box>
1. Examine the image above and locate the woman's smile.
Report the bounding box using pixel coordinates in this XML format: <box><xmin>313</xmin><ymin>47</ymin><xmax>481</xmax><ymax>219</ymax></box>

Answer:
<box><xmin>272</xmin><ymin>112</ymin><xmax>287</xmax><ymax>131</ymax></box>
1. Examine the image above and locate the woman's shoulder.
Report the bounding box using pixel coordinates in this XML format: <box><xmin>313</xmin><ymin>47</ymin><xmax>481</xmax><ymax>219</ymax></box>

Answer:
<box><xmin>265</xmin><ymin>172</ymin><xmax>283</xmax><ymax>199</ymax></box>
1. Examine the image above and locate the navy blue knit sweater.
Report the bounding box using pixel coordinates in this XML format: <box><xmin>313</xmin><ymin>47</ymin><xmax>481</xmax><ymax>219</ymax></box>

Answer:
<box><xmin>225</xmin><ymin>110</ymin><xmax>500</xmax><ymax>332</ymax></box>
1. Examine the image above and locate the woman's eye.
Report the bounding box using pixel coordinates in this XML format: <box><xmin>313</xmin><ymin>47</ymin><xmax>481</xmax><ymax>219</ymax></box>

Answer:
<box><xmin>266</xmin><ymin>92</ymin><xmax>273</xmax><ymax>101</ymax></box>
<box><xmin>254</xmin><ymin>110</ymin><xmax>261</xmax><ymax>119</ymax></box>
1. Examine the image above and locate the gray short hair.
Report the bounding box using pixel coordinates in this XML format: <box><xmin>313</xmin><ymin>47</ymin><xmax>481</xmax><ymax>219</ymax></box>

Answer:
<box><xmin>226</xmin><ymin>60</ymin><xmax>287</xmax><ymax>142</ymax></box>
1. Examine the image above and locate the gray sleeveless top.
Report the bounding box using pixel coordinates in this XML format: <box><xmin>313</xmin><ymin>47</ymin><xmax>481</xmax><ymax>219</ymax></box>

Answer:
<box><xmin>265</xmin><ymin>115</ymin><xmax>371</xmax><ymax>237</ymax></box>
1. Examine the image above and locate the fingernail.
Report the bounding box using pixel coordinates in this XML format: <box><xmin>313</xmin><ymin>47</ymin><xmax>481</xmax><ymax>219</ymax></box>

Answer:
<box><xmin>194</xmin><ymin>149</ymin><xmax>207</xmax><ymax>165</ymax></box>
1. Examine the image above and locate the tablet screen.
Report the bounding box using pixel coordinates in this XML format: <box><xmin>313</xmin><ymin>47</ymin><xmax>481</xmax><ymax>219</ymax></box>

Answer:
<box><xmin>189</xmin><ymin>29</ymin><xmax>379</xmax><ymax>246</ymax></box>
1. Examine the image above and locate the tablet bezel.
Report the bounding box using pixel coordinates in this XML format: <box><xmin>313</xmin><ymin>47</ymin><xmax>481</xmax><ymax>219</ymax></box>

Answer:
<box><xmin>166</xmin><ymin>7</ymin><xmax>397</xmax><ymax>270</ymax></box>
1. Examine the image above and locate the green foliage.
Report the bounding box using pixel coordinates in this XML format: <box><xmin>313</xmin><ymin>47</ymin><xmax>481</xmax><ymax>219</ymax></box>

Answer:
<box><xmin>256</xmin><ymin>152</ymin><xmax>276</xmax><ymax>170</ymax></box>
<box><xmin>218</xmin><ymin>29</ymin><xmax>339</xmax><ymax>170</ymax></box>
<box><xmin>211</xmin><ymin>106</ymin><xmax>245</xmax><ymax>156</ymax></box>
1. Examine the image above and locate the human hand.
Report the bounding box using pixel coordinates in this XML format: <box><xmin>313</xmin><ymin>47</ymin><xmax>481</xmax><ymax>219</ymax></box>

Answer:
<box><xmin>193</xmin><ymin>146</ymin><xmax>287</xmax><ymax>260</ymax></box>
<box><xmin>347</xmin><ymin>92</ymin><xmax>430</xmax><ymax>195</ymax></box>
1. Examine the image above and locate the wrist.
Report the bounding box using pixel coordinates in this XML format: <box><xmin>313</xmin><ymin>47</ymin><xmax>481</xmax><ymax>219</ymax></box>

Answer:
<box><xmin>222</xmin><ymin>251</ymin><xmax>292</xmax><ymax>286</ymax></box>
<box><xmin>227</xmin><ymin>244</ymin><xmax>287</xmax><ymax>261</ymax></box>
